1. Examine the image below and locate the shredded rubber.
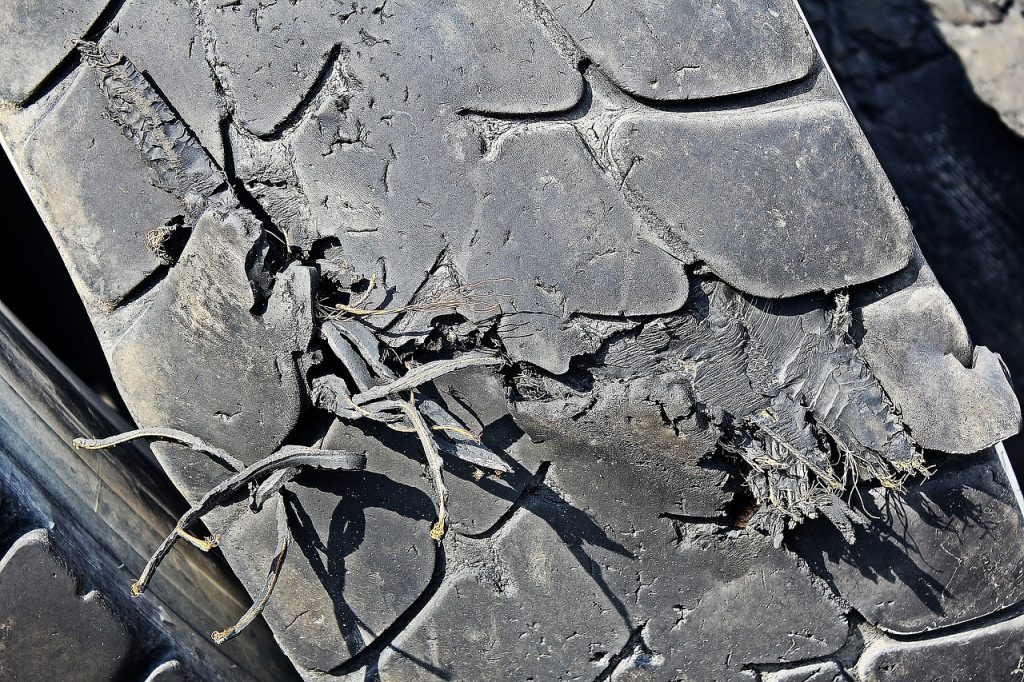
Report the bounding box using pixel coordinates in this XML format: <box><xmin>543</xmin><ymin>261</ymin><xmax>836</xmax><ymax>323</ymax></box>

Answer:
<box><xmin>212</xmin><ymin>499</ymin><xmax>291</xmax><ymax>644</ymax></box>
<box><xmin>400</xmin><ymin>398</ymin><xmax>450</xmax><ymax>540</ymax></box>
<box><xmin>310</xmin><ymin>320</ymin><xmax>511</xmax><ymax>536</ymax></box>
<box><xmin>349</xmin><ymin>353</ymin><xmax>503</xmax><ymax>405</ymax></box>
<box><xmin>74</xmin><ymin>427</ymin><xmax>245</xmax><ymax>471</ymax></box>
<box><xmin>75</xmin><ymin>433</ymin><xmax>364</xmax><ymax>642</ymax></box>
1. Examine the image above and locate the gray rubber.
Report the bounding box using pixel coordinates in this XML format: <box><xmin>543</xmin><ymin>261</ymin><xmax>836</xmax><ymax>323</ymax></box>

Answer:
<box><xmin>0</xmin><ymin>305</ymin><xmax>297</xmax><ymax>681</ymax></box>
<box><xmin>1</xmin><ymin>1</ymin><xmax>1022</xmax><ymax>681</ymax></box>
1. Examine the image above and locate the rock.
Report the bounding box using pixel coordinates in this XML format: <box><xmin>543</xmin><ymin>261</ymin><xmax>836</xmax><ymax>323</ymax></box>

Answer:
<box><xmin>924</xmin><ymin>0</ymin><xmax>1024</xmax><ymax>137</ymax></box>
<box><xmin>927</xmin><ymin>0</ymin><xmax>1011</xmax><ymax>24</ymax></box>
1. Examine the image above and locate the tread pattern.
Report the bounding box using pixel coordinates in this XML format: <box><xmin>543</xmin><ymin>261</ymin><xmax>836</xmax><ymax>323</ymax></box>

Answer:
<box><xmin>0</xmin><ymin>529</ymin><xmax>132</xmax><ymax>681</ymax></box>
<box><xmin>1</xmin><ymin>1</ymin><xmax>1023</xmax><ymax>681</ymax></box>
<box><xmin>0</xmin><ymin>308</ymin><xmax>297</xmax><ymax>681</ymax></box>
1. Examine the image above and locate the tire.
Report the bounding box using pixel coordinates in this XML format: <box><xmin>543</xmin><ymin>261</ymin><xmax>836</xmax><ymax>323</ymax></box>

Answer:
<box><xmin>1</xmin><ymin>1</ymin><xmax>1022</xmax><ymax>681</ymax></box>
<box><xmin>799</xmin><ymin>0</ymin><xmax>1024</xmax><ymax>434</ymax></box>
<box><xmin>0</xmin><ymin>306</ymin><xmax>297</xmax><ymax>681</ymax></box>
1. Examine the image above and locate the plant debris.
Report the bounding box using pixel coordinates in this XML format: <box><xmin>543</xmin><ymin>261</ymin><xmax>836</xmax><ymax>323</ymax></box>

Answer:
<box><xmin>75</xmin><ymin>430</ymin><xmax>365</xmax><ymax>642</ymax></box>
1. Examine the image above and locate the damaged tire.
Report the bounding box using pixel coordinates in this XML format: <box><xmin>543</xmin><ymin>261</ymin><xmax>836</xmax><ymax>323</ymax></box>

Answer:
<box><xmin>1</xmin><ymin>1</ymin><xmax>1023</xmax><ymax>680</ymax></box>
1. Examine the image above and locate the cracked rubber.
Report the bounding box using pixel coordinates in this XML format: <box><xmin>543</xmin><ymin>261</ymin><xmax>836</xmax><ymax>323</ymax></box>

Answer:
<box><xmin>1</xmin><ymin>1</ymin><xmax>1023</xmax><ymax>680</ymax></box>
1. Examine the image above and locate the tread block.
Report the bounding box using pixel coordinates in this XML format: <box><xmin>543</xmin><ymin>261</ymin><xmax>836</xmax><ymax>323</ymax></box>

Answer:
<box><xmin>463</xmin><ymin>127</ymin><xmax>690</xmax><ymax>373</ymax></box>
<box><xmin>792</xmin><ymin>453</ymin><xmax>1024</xmax><ymax>634</ymax></box>
<box><xmin>288</xmin><ymin>0</ymin><xmax>583</xmax><ymax>312</ymax></box>
<box><xmin>109</xmin><ymin>212</ymin><xmax>308</xmax><ymax>485</ymax></box>
<box><xmin>0</xmin><ymin>529</ymin><xmax>132</xmax><ymax>682</ymax></box>
<box><xmin>855</xmin><ymin>255</ymin><xmax>1021</xmax><ymax>453</ymax></box>
<box><xmin>636</xmin><ymin>530</ymin><xmax>848</xmax><ymax>680</ymax></box>
<box><xmin>550</xmin><ymin>0</ymin><xmax>815</xmax><ymax>100</ymax></box>
<box><xmin>199</xmin><ymin>0</ymin><xmax>337</xmax><ymax>137</ymax></box>
<box><xmin>612</xmin><ymin>103</ymin><xmax>916</xmax><ymax>298</ymax></box>
<box><xmin>0</xmin><ymin>0</ymin><xmax>109</xmax><ymax>102</ymax></box>
<box><xmin>513</xmin><ymin>386</ymin><xmax>733</xmax><ymax>525</ymax></box>
<box><xmin>22</xmin><ymin>69</ymin><xmax>180</xmax><ymax>311</ymax></box>
<box><xmin>378</xmin><ymin>498</ymin><xmax>636</xmax><ymax>682</ymax></box>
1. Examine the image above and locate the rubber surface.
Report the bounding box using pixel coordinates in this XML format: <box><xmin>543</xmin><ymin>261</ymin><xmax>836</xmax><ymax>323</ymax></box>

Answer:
<box><xmin>0</xmin><ymin>305</ymin><xmax>297</xmax><ymax>681</ymax></box>
<box><xmin>1</xmin><ymin>1</ymin><xmax>1022</xmax><ymax>680</ymax></box>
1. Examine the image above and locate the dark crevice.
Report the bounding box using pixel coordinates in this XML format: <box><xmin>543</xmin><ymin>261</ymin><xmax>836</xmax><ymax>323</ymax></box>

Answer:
<box><xmin>459</xmin><ymin>461</ymin><xmax>552</xmax><ymax>539</ymax></box>
<box><xmin>457</xmin><ymin>57</ymin><xmax>593</xmax><ymax>121</ymax></box>
<box><xmin>279</xmin><ymin>404</ymin><xmax>338</xmax><ymax>450</ymax></box>
<box><xmin>601</xmin><ymin>61</ymin><xmax>823</xmax><ymax>115</ymax></box>
<box><xmin>109</xmin><ymin>263</ymin><xmax>172</xmax><ymax>311</ymax></box>
<box><xmin>219</xmin><ymin>116</ymin><xmax>239</xmax><ymax>179</ymax></box>
<box><xmin>726</xmin><ymin>478</ymin><xmax>759</xmax><ymax>528</ymax></box>
<box><xmin>593</xmin><ymin>621</ymin><xmax>650</xmax><ymax>682</ymax></box>
<box><xmin>19</xmin><ymin>0</ymin><xmax>130</xmax><ymax>108</ymax></box>
<box><xmin>459</xmin><ymin>57</ymin><xmax>822</xmax><ymax>124</ymax></box>
<box><xmin>743</xmin><ymin>649</ymin><xmax>846</xmax><ymax>676</ymax></box>
<box><xmin>326</xmin><ymin>543</ymin><xmax>448</xmax><ymax>679</ymax></box>
<box><xmin>878</xmin><ymin>598</ymin><xmax>1024</xmax><ymax>644</ymax></box>
<box><xmin>109</xmin><ymin>646</ymin><xmax>180</xmax><ymax>682</ymax></box>
<box><xmin>258</xmin><ymin>44</ymin><xmax>343</xmax><ymax>141</ymax></box>
<box><xmin>218</xmin><ymin>116</ymin><xmax>293</xmax><ymax>314</ymax></box>
<box><xmin>657</xmin><ymin>512</ymin><xmax>731</xmax><ymax>526</ymax></box>
<box><xmin>220</xmin><ymin>115</ymin><xmax>288</xmax><ymax>245</ymax></box>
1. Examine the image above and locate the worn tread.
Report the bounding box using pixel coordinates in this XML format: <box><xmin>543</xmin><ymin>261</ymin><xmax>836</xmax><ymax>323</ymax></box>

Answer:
<box><xmin>1</xmin><ymin>1</ymin><xmax>1022</xmax><ymax>680</ymax></box>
